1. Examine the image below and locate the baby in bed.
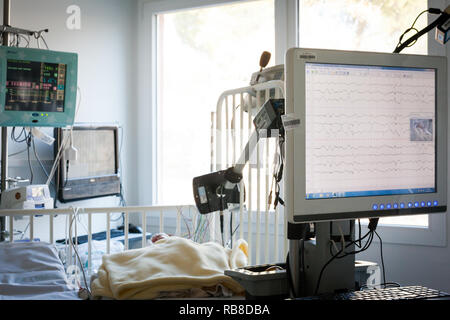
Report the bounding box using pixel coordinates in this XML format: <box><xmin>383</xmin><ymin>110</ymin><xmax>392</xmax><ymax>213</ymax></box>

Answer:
<box><xmin>90</xmin><ymin>234</ymin><xmax>249</xmax><ymax>300</ymax></box>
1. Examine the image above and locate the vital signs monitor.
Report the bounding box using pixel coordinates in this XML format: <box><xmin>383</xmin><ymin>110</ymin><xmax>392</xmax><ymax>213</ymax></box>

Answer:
<box><xmin>0</xmin><ymin>46</ymin><xmax>78</xmax><ymax>127</ymax></box>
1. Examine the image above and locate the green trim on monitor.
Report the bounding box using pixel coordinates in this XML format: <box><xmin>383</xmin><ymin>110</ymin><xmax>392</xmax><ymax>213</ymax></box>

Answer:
<box><xmin>0</xmin><ymin>46</ymin><xmax>78</xmax><ymax>127</ymax></box>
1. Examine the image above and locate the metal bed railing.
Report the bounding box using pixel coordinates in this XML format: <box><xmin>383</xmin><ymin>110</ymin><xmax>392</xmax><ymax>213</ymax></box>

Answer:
<box><xmin>0</xmin><ymin>205</ymin><xmax>202</xmax><ymax>275</ymax></box>
<box><xmin>211</xmin><ymin>80</ymin><xmax>287</xmax><ymax>265</ymax></box>
<box><xmin>0</xmin><ymin>198</ymin><xmax>286</xmax><ymax>275</ymax></box>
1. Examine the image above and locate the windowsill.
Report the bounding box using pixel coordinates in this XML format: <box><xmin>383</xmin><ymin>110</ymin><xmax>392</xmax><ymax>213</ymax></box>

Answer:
<box><xmin>361</xmin><ymin>213</ymin><xmax>447</xmax><ymax>247</ymax></box>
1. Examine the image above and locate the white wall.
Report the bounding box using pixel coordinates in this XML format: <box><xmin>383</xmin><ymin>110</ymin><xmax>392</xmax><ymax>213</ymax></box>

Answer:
<box><xmin>0</xmin><ymin>0</ymin><xmax>139</xmax><ymax>240</ymax></box>
<box><xmin>2</xmin><ymin>0</ymin><xmax>138</xmax><ymax>203</ymax></box>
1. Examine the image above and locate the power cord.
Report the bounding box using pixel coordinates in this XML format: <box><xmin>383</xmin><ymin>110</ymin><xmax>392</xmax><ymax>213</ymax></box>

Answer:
<box><xmin>268</xmin><ymin>137</ymin><xmax>285</xmax><ymax>210</ymax></box>
<box><xmin>10</xmin><ymin>127</ymin><xmax>34</xmax><ymax>184</ymax></box>
<box><xmin>67</xmin><ymin>207</ymin><xmax>92</xmax><ymax>299</ymax></box>
<box><xmin>25</xmin><ymin>130</ymin><xmax>33</xmax><ymax>184</ymax></box>
<box><xmin>329</xmin><ymin>226</ymin><xmax>374</xmax><ymax>258</ymax></box>
<box><xmin>314</xmin><ymin>218</ymin><xmax>379</xmax><ymax>295</ymax></box>
<box><xmin>374</xmin><ymin>230</ymin><xmax>386</xmax><ymax>287</ymax></box>
<box><xmin>219</xmin><ymin>184</ymin><xmax>225</xmax><ymax>246</ymax></box>
<box><xmin>360</xmin><ymin>282</ymin><xmax>401</xmax><ymax>291</ymax></box>
<box><xmin>395</xmin><ymin>9</ymin><xmax>433</xmax><ymax>50</ymax></box>
<box><xmin>394</xmin><ymin>7</ymin><xmax>445</xmax><ymax>53</ymax></box>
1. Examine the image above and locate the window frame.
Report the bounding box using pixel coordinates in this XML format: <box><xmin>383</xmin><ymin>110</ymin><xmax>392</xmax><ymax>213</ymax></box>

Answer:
<box><xmin>139</xmin><ymin>0</ymin><xmax>447</xmax><ymax>247</ymax></box>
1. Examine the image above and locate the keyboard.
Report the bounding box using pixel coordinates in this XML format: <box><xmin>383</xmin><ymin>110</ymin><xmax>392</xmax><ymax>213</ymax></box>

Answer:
<box><xmin>298</xmin><ymin>286</ymin><xmax>450</xmax><ymax>300</ymax></box>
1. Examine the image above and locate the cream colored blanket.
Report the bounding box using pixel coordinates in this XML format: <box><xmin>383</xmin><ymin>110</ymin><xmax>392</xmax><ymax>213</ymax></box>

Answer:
<box><xmin>91</xmin><ymin>236</ymin><xmax>248</xmax><ymax>300</ymax></box>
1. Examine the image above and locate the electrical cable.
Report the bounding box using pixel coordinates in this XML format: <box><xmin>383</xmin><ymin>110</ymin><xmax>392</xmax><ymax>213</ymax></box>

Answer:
<box><xmin>26</xmin><ymin>136</ymin><xmax>33</xmax><ymax>184</ymax></box>
<box><xmin>229</xmin><ymin>213</ymin><xmax>232</xmax><ymax>247</ymax></box>
<box><xmin>33</xmin><ymin>30</ymin><xmax>49</xmax><ymax>50</ymax></box>
<box><xmin>220</xmin><ymin>212</ymin><xmax>224</xmax><ymax>246</ymax></box>
<box><xmin>179</xmin><ymin>209</ymin><xmax>192</xmax><ymax>239</ymax></box>
<box><xmin>268</xmin><ymin>138</ymin><xmax>280</xmax><ymax>209</ymax></box>
<box><xmin>194</xmin><ymin>215</ymin><xmax>201</xmax><ymax>241</ymax></box>
<box><xmin>10</xmin><ymin>127</ymin><xmax>34</xmax><ymax>184</ymax></box>
<box><xmin>316</xmin><ymin>228</ymin><xmax>374</xmax><ymax>295</ymax></box>
<box><xmin>219</xmin><ymin>184</ymin><xmax>225</xmax><ymax>246</ymax></box>
<box><xmin>338</xmin><ymin>233</ymin><xmax>373</xmax><ymax>257</ymax></box>
<box><xmin>31</xmin><ymin>137</ymin><xmax>55</xmax><ymax>188</ymax></box>
<box><xmin>314</xmin><ymin>246</ymin><xmax>343</xmax><ymax>296</ymax></box>
<box><xmin>225</xmin><ymin>212</ymin><xmax>241</xmax><ymax>248</ymax></box>
<box><xmin>201</xmin><ymin>215</ymin><xmax>211</xmax><ymax>243</ymax></box>
<box><xmin>200</xmin><ymin>216</ymin><xmax>209</xmax><ymax>241</ymax></box>
<box><xmin>360</xmin><ymin>282</ymin><xmax>401</xmax><ymax>291</ymax></box>
<box><xmin>67</xmin><ymin>207</ymin><xmax>91</xmax><ymax>298</ymax></box>
<box><xmin>329</xmin><ymin>227</ymin><xmax>373</xmax><ymax>258</ymax></box>
<box><xmin>8</xmin><ymin>148</ymin><xmax>28</xmax><ymax>158</ymax></box>
<box><xmin>112</xmin><ymin>125</ymin><xmax>127</xmax><ymax>224</ymax></box>
<box><xmin>46</xmin><ymin>126</ymin><xmax>70</xmax><ymax>185</ymax></box>
<box><xmin>11</xmin><ymin>127</ymin><xmax>28</xmax><ymax>143</ymax></box>
<box><xmin>14</xmin><ymin>128</ymin><xmax>35</xmax><ymax>184</ymax></box>
<box><xmin>356</xmin><ymin>219</ymin><xmax>362</xmax><ymax>248</ymax></box>
<box><xmin>374</xmin><ymin>230</ymin><xmax>386</xmax><ymax>288</ymax></box>
<box><xmin>273</xmin><ymin>138</ymin><xmax>285</xmax><ymax>209</ymax></box>
<box><xmin>39</xmin><ymin>34</ymin><xmax>49</xmax><ymax>50</ymax></box>
<box><xmin>196</xmin><ymin>213</ymin><xmax>214</xmax><ymax>243</ymax></box>
<box><xmin>285</xmin><ymin>252</ymin><xmax>297</xmax><ymax>298</ymax></box>
<box><xmin>395</xmin><ymin>9</ymin><xmax>430</xmax><ymax>50</ymax></box>
<box><xmin>193</xmin><ymin>215</ymin><xmax>201</xmax><ymax>242</ymax></box>
<box><xmin>232</xmin><ymin>224</ymin><xmax>240</xmax><ymax>240</ymax></box>
<box><xmin>7</xmin><ymin>129</ymin><xmax>37</xmax><ymax>184</ymax></box>
<box><xmin>19</xmin><ymin>34</ymin><xmax>30</xmax><ymax>47</ymax></box>
<box><xmin>394</xmin><ymin>8</ymin><xmax>446</xmax><ymax>53</ymax></box>
<box><xmin>46</xmin><ymin>86</ymin><xmax>82</xmax><ymax>186</ymax></box>
<box><xmin>20</xmin><ymin>222</ymin><xmax>30</xmax><ymax>240</ymax></box>
<box><xmin>63</xmin><ymin>160</ymin><xmax>70</xmax><ymax>188</ymax></box>
<box><xmin>316</xmin><ymin>218</ymin><xmax>382</xmax><ymax>295</ymax></box>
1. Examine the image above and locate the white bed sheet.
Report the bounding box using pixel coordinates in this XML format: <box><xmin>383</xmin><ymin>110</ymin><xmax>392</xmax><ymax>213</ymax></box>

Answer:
<box><xmin>0</xmin><ymin>242</ymin><xmax>80</xmax><ymax>300</ymax></box>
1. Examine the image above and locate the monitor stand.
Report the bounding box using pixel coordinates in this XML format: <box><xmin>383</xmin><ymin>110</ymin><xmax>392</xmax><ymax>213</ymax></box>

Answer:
<box><xmin>288</xmin><ymin>220</ymin><xmax>355</xmax><ymax>297</ymax></box>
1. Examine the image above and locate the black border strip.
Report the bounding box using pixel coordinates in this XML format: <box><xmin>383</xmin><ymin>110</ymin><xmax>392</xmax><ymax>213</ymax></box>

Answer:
<box><xmin>293</xmin><ymin>206</ymin><xmax>447</xmax><ymax>223</ymax></box>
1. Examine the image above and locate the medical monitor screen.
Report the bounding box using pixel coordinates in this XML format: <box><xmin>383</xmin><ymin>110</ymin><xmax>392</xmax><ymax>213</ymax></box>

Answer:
<box><xmin>65</xmin><ymin>129</ymin><xmax>117</xmax><ymax>179</ymax></box>
<box><xmin>57</xmin><ymin>125</ymin><xmax>121</xmax><ymax>202</ymax></box>
<box><xmin>305</xmin><ymin>63</ymin><xmax>436</xmax><ymax>201</ymax></box>
<box><xmin>5</xmin><ymin>59</ymin><xmax>67</xmax><ymax>113</ymax></box>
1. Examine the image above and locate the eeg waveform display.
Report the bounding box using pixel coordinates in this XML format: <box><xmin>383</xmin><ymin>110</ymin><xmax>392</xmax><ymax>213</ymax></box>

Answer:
<box><xmin>305</xmin><ymin>63</ymin><xmax>435</xmax><ymax>199</ymax></box>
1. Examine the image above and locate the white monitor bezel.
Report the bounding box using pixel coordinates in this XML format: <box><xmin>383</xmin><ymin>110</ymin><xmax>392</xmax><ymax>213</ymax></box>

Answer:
<box><xmin>285</xmin><ymin>48</ymin><xmax>447</xmax><ymax>223</ymax></box>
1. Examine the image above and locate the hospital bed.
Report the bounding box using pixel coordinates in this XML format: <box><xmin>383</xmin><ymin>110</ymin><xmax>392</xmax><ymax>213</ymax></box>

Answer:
<box><xmin>0</xmin><ymin>204</ymin><xmax>282</xmax><ymax>300</ymax></box>
<box><xmin>0</xmin><ymin>241</ymin><xmax>80</xmax><ymax>300</ymax></box>
<box><xmin>0</xmin><ymin>80</ymin><xmax>287</xmax><ymax>300</ymax></box>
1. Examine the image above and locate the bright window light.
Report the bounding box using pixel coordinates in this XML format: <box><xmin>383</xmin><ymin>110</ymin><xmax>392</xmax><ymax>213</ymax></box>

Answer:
<box><xmin>157</xmin><ymin>0</ymin><xmax>275</xmax><ymax>205</ymax></box>
<box><xmin>299</xmin><ymin>0</ymin><xmax>429</xmax><ymax>227</ymax></box>
<box><xmin>299</xmin><ymin>0</ymin><xmax>428</xmax><ymax>55</ymax></box>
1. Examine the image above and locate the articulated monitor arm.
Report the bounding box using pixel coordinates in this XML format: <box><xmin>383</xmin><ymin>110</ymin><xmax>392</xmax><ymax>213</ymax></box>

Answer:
<box><xmin>193</xmin><ymin>99</ymin><xmax>285</xmax><ymax>214</ymax></box>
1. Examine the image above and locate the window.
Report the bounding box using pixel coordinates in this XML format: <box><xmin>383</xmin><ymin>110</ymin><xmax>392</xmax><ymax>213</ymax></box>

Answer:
<box><xmin>142</xmin><ymin>0</ymin><xmax>446</xmax><ymax>246</ymax></box>
<box><xmin>299</xmin><ymin>0</ymin><xmax>428</xmax><ymax>55</ymax></box>
<box><xmin>300</xmin><ymin>0</ymin><xmax>434</xmax><ymax>230</ymax></box>
<box><xmin>156</xmin><ymin>0</ymin><xmax>275</xmax><ymax>205</ymax></box>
